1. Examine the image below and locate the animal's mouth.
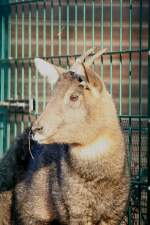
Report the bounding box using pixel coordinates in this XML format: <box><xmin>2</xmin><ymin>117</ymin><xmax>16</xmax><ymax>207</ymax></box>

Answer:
<box><xmin>31</xmin><ymin>128</ymin><xmax>58</xmax><ymax>144</ymax></box>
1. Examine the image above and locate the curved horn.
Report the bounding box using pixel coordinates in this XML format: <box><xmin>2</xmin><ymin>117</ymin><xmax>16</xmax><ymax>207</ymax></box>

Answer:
<box><xmin>85</xmin><ymin>48</ymin><xmax>107</xmax><ymax>66</ymax></box>
<box><xmin>69</xmin><ymin>48</ymin><xmax>107</xmax><ymax>77</ymax></box>
<box><xmin>76</xmin><ymin>47</ymin><xmax>96</xmax><ymax>63</ymax></box>
<box><xmin>69</xmin><ymin>47</ymin><xmax>96</xmax><ymax>76</ymax></box>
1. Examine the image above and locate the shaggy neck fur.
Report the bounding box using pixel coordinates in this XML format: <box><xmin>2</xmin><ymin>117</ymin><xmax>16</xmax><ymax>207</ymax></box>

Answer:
<box><xmin>71</xmin><ymin>135</ymin><xmax>112</xmax><ymax>161</ymax></box>
<box><xmin>67</xmin><ymin>127</ymin><xmax>124</xmax><ymax>182</ymax></box>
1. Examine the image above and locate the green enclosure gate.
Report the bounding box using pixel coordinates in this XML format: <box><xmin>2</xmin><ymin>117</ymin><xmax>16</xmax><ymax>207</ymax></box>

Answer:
<box><xmin>0</xmin><ymin>0</ymin><xmax>150</xmax><ymax>224</ymax></box>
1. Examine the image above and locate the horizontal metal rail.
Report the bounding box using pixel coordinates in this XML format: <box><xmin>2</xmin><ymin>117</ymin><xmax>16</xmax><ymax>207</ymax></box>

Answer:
<box><xmin>0</xmin><ymin>48</ymin><xmax>149</xmax><ymax>63</ymax></box>
<box><xmin>0</xmin><ymin>0</ymin><xmax>44</xmax><ymax>7</ymax></box>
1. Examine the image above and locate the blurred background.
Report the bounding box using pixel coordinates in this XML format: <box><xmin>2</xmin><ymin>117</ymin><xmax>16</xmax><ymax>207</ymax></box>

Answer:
<box><xmin>0</xmin><ymin>0</ymin><xmax>150</xmax><ymax>224</ymax></box>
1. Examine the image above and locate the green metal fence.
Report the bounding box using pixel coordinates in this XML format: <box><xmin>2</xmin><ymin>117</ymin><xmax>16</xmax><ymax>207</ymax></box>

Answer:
<box><xmin>0</xmin><ymin>0</ymin><xmax>150</xmax><ymax>224</ymax></box>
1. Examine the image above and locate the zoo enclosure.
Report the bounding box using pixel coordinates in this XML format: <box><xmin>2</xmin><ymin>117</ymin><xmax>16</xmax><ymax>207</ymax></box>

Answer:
<box><xmin>0</xmin><ymin>0</ymin><xmax>150</xmax><ymax>225</ymax></box>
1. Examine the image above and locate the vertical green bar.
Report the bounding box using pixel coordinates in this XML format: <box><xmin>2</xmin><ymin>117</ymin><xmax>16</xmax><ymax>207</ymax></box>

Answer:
<box><xmin>138</xmin><ymin>1</ymin><xmax>143</xmax><ymax>224</ymax></box>
<box><xmin>7</xmin><ymin>8</ymin><xmax>12</xmax><ymax>149</ymax></box>
<box><xmin>21</xmin><ymin>2</ymin><xmax>24</xmax><ymax>99</ymax></box>
<box><xmin>74</xmin><ymin>0</ymin><xmax>78</xmax><ymax>56</ymax></box>
<box><xmin>14</xmin><ymin>64</ymin><xmax>17</xmax><ymax>138</ymax></box>
<box><xmin>91</xmin><ymin>0</ymin><xmax>95</xmax><ymax>70</ymax></box>
<box><xmin>66</xmin><ymin>0</ymin><xmax>70</xmax><ymax>56</ymax></box>
<box><xmin>1</xmin><ymin>14</ymin><xmax>5</xmax><ymax>101</ymax></box>
<box><xmin>100</xmin><ymin>0</ymin><xmax>104</xmax><ymax>79</ymax></box>
<box><xmin>119</xmin><ymin>0</ymin><xmax>122</xmax><ymax>115</ymax></box>
<box><xmin>14</xmin><ymin>2</ymin><xmax>18</xmax><ymax>138</ymax></box>
<box><xmin>1</xmin><ymin>13</ymin><xmax>5</xmax><ymax>59</ymax></box>
<box><xmin>50</xmin><ymin>0</ymin><xmax>54</xmax><ymax>63</ymax></box>
<box><xmin>43</xmin><ymin>0</ymin><xmax>46</xmax><ymax>58</ymax></box>
<box><xmin>8</xmin><ymin>12</ymin><xmax>11</xmax><ymax>99</ymax></box>
<box><xmin>28</xmin><ymin>2</ymin><xmax>32</xmax><ymax>127</ymax></box>
<box><xmin>92</xmin><ymin>0</ymin><xmax>95</xmax><ymax>48</ymax></box>
<box><xmin>28</xmin><ymin>3</ymin><xmax>31</xmax><ymax>98</ymax></box>
<box><xmin>128</xmin><ymin>0</ymin><xmax>132</xmax><ymax>117</ymax></box>
<box><xmin>28</xmin><ymin>3</ymin><xmax>32</xmax><ymax>59</ymax></box>
<box><xmin>0</xmin><ymin>115</ymin><xmax>4</xmax><ymax>155</ymax></box>
<box><xmin>0</xmin><ymin>4</ymin><xmax>11</xmax><ymax>153</ymax></box>
<box><xmin>6</xmin><ymin>118</ymin><xmax>10</xmax><ymax>149</ymax></box>
<box><xmin>138</xmin><ymin>1</ymin><xmax>142</xmax><ymax>116</ymax></box>
<box><xmin>21</xmin><ymin>2</ymin><xmax>25</xmax><ymax>132</ymax></box>
<box><xmin>14</xmin><ymin>3</ymin><xmax>18</xmax><ymax>99</ymax></box>
<box><xmin>110</xmin><ymin>0</ymin><xmax>113</xmax><ymax>96</ymax></box>
<box><xmin>58</xmin><ymin>0</ymin><xmax>62</xmax><ymax>65</ymax></box>
<box><xmin>35</xmin><ymin>2</ymin><xmax>39</xmax><ymax>114</ymax></box>
<box><xmin>83</xmin><ymin>0</ymin><xmax>86</xmax><ymax>51</ymax></box>
<box><xmin>43</xmin><ymin>0</ymin><xmax>46</xmax><ymax>110</ymax></box>
<box><xmin>0</xmin><ymin>11</ymin><xmax>5</xmax><ymax>153</ymax></box>
<box><xmin>35</xmin><ymin>2</ymin><xmax>39</xmax><ymax>57</ymax></box>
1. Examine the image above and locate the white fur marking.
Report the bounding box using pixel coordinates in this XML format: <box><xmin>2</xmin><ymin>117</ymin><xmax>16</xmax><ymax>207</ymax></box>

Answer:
<box><xmin>32</xmin><ymin>133</ymin><xmax>48</xmax><ymax>144</ymax></box>
<box><xmin>74</xmin><ymin>137</ymin><xmax>111</xmax><ymax>160</ymax></box>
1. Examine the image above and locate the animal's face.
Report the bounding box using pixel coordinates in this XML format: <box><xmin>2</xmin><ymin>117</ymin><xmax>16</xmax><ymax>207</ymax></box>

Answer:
<box><xmin>32</xmin><ymin>49</ymin><xmax>110</xmax><ymax>145</ymax></box>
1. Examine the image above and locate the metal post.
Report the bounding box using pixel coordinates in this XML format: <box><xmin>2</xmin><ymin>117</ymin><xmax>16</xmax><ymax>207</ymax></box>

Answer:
<box><xmin>83</xmin><ymin>0</ymin><xmax>86</xmax><ymax>52</ymax></box>
<box><xmin>0</xmin><ymin>2</ymin><xmax>10</xmax><ymax>155</ymax></box>
<box><xmin>74</xmin><ymin>0</ymin><xmax>78</xmax><ymax>57</ymax></box>
<box><xmin>119</xmin><ymin>0</ymin><xmax>122</xmax><ymax>115</ymax></box>
<box><xmin>147</xmin><ymin>1</ymin><xmax>150</xmax><ymax>224</ymax></box>
<box><xmin>100</xmin><ymin>0</ymin><xmax>104</xmax><ymax>80</ymax></box>
<box><xmin>109</xmin><ymin>0</ymin><xmax>113</xmax><ymax>96</ymax></box>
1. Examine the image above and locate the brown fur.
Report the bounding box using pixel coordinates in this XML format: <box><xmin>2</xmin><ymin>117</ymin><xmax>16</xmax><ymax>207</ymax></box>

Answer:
<box><xmin>31</xmin><ymin>63</ymin><xmax>129</xmax><ymax>224</ymax></box>
<box><xmin>0</xmin><ymin>59</ymin><xmax>130</xmax><ymax>225</ymax></box>
<box><xmin>0</xmin><ymin>191</ymin><xmax>12</xmax><ymax>225</ymax></box>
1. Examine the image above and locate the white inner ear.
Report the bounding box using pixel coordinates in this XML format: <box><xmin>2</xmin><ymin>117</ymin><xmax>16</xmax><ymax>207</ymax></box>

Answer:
<box><xmin>34</xmin><ymin>58</ymin><xmax>60</xmax><ymax>85</ymax></box>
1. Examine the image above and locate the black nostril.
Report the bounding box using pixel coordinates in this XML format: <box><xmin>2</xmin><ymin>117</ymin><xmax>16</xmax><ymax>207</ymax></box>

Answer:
<box><xmin>37</xmin><ymin>126</ymin><xmax>43</xmax><ymax>131</ymax></box>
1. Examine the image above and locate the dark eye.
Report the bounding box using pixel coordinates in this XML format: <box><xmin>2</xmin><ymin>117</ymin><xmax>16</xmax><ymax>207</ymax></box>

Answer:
<box><xmin>70</xmin><ymin>94</ymin><xmax>79</xmax><ymax>102</ymax></box>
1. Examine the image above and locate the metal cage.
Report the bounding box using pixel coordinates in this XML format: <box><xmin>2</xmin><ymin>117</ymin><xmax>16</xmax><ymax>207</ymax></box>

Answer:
<box><xmin>0</xmin><ymin>0</ymin><xmax>150</xmax><ymax>224</ymax></box>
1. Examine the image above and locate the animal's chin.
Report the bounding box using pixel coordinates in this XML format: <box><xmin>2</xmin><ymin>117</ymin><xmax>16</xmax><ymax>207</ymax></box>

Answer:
<box><xmin>32</xmin><ymin>133</ymin><xmax>53</xmax><ymax>144</ymax></box>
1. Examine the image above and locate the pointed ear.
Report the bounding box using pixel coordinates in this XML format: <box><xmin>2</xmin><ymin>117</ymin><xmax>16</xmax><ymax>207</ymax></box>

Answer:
<box><xmin>34</xmin><ymin>58</ymin><xmax>64</xmax><ymax>85</ymax></box>
<box><xmin>82</xmin><ymin>64</ymin><xmax>103</xmax><ymax>92</ymax></box>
